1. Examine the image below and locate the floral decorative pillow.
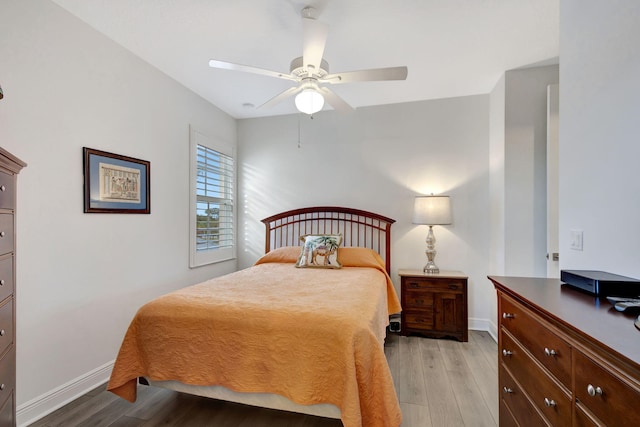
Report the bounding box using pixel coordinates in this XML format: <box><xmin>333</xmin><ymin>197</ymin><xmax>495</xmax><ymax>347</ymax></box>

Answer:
<box><xmin>295</xmin><ymin>234</ymin><xmax>343</xmax><ymax>269</ymax></box>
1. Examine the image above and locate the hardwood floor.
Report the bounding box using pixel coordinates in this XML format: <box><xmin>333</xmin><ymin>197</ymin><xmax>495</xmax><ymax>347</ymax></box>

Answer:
<box><xmin>28</xmin><ymin>331</ymin><xmax>497</xmax><ymax>427</ymax></box>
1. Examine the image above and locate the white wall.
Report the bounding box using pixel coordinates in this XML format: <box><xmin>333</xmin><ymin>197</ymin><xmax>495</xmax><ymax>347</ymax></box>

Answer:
<box><xmin>0</xmin><ymin>1</ymin><xmax>236</xmax><ymax>424</ymax></box>
<box><xmin>237</xmin><ymin>96</ymin><xmax>494</xmax><ymax>331</ymax></box>
<box><xmin>559</xmin><ymin>0</ymin><xmax>640</xmax><ymax>277</ymax></box>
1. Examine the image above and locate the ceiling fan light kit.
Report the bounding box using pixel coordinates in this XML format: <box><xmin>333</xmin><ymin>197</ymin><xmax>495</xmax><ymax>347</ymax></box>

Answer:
<box><xmin>295</xmin><ymin>88</ymin><xmax>324</xmax><ymax>115</ymax></box>
<box><xmin>208</xmin><ymin>6</ymin><xmax>408</xmax><ymax>115</ymax></box>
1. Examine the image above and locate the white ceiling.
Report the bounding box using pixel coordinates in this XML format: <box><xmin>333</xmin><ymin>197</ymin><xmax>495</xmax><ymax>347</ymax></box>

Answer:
<box><xmin>51</xmin><ymin>0</ymin><xmax>559</xmax><ymax>119</ymax></box>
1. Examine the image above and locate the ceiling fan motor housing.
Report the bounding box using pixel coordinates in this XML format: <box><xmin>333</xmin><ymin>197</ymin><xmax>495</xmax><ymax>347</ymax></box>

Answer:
<box><xmin>290</xmin><ymin>56</ymin><xmax>329</xmax><ymax>79</ymax></box>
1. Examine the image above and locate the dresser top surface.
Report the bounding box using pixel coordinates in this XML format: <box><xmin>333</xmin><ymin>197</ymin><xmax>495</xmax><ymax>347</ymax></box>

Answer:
<box><xmin>489</xmin><ymin>275</ymin><xmax>640</xmax><ymax>370</ymax></box>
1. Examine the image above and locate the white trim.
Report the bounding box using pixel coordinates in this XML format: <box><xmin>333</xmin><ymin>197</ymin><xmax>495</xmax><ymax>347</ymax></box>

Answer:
<box><xmin>17</xmin><ymin>361</ymin><xmax>114</xmax><ymax>427</ymax></box>
<box><xmin>469</xmin><ymin>317</ymin><xmax>498</xmax><ymax>343</ymax></box>
<box><xmin>189</xmin><ymin>125</ymin><xmax>236</xmax><ymax>268</ymax></box>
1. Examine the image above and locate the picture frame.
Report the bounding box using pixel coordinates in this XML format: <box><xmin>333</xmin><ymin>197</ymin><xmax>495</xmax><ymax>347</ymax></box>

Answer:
<box><xmin>83</xmin><ymin>147</ymin><xmax>150</xmax><ymax>214</ymax></box>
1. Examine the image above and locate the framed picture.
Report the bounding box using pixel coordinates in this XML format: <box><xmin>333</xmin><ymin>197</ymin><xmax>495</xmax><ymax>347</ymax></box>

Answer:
<box><xmin>83</xmin><ymin>147</ymin><xmax>150</xmax><ymax>214</ymax></box>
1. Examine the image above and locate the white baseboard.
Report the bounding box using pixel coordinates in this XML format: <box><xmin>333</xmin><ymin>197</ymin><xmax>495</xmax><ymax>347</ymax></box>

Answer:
<box><xmin>469</xmin><ymin>317</ymin><xmax>498</xmax><ymax>342</ymax></box>
<box><xmin>17</xmin><ymin>361</ymin><xmax>114</xmax><ymax>427</ymax></box>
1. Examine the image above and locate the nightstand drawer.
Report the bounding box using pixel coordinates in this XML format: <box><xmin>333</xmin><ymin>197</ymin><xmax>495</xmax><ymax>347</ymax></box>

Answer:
<box><xmin>404</xmin><ymin>311</ymin><xmax>435</xmax><ymax>329</ymax></box>
<box><xmin>403</xmin><ymin>289</ymin><xmax>434</xmax><ymax>308</ymax></box>
<box><xmin>404</xmin><ymin>278</ymin><xmax>464</xmax><ymax>292</ymax></box>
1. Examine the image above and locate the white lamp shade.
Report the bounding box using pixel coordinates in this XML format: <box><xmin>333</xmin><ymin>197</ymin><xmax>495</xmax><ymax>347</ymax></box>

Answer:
<box><xmin>295</xmin><ymin>88</ymin><xmax>324</xmax><ymax>114</ymax></box>
<box><xmin>412</xmin><ymin>195</ymin><xmax>452</xmax><ymax>225</ymax></box>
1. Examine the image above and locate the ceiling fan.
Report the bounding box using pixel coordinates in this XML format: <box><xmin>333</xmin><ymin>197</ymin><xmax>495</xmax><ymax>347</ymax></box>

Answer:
<box><xmin>208</xmin><ymin>6</ymin><xmax>408</xmax><ymax>115</ymax></box>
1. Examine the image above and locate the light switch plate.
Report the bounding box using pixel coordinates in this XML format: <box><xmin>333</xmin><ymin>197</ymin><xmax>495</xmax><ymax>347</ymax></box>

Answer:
<box><xmin>570</xmin><ymin>229</ymin><xmax>583</xmax><ymax>251</ymax></box>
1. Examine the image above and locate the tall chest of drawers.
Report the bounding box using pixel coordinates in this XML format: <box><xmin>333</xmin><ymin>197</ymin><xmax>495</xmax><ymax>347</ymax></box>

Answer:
<box><xmin>489</xmin><ymin>276</ymin><xmax>640</xmax><ymax>427</ymax></box>
<box><xmin>0</xmin><ymin>148</ymin><xmax>26</xmax><ymax>427</ymax></box>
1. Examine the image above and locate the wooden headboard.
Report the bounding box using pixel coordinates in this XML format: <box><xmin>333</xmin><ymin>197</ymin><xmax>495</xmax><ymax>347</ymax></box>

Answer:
<box><xmin>261</xmin><ymin>206</ymin><xmax>395</xmax><ymax>274</ymax></box>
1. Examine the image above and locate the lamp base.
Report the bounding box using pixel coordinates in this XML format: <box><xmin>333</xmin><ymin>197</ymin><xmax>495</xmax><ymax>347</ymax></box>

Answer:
<box><xmin>423</xmin><ymin>262</ymin><xmax>440</xmax><ymax>274</ymax></box>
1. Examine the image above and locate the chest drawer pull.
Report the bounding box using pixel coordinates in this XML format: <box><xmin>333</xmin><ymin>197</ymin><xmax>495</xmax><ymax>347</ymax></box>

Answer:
<box><xmin>0</xmin><ymin>384</ymin><xmax>4</xmax><ymax>391</ymax></box>
<box><xmin>544</xmin><ymin>347</ymin><xmax>558</xmax><ymax>357</ymax></box>
<box><xmin>0</xmin><ymin>329</ymin><xmax>4</xmax><ymax>336</ymax></box>
<box><xmin>544</xmin><ymin>398</ymin><xmax>556</xmax><ymax>408</ymax></box>
<box><xmin>0</xmin><ymin>185</ymin><xmax>5</xmax><ymax>192</ymax></box>
<box><xmin>0</xmin><ymin>280</ymin><xmax>4</xmax><ymax>286</ymax></box>
<box><xmin>587</xmin><ymin>384</ymin><xmax>603</xmax><ymax>397</ymax></box>
<box><xmin>503</xmin><ymin>386</ymin><xmax>513</xmax><ymax>394</ymax></box>
<box><xmin>0</xmin><ymin>232</ymin><xmax>5</xmax><ymax>238</ymax></box>
<box><xmin>502</xmin><ymin>349</ymin><xmax>513</xmax><ymax>357</ymax></box>
<box><xmin>502</xmin><ymin>312</ymin><xmax>515</xmax><ymax>319</ymax></box>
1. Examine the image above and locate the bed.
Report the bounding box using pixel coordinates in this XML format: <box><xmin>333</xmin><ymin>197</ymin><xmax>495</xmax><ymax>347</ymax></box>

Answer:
<box><xmin>107</xmin><ymin>207</ymin><xmax>402</xmax><ymax>427</ymax></box>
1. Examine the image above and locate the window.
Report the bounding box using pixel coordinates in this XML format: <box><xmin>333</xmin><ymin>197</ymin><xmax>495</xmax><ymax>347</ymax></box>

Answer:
<box><xmin>189</xmin><ymin>127</ymin><xmax>235</xmax><ymax>267</ymax></box>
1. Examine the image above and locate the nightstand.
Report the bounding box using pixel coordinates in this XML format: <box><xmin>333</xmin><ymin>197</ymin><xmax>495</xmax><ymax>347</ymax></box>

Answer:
<box><xmin>398</xmin><ymin>270</ymin><xmax>468</xmax><ymax>341</ymax></box>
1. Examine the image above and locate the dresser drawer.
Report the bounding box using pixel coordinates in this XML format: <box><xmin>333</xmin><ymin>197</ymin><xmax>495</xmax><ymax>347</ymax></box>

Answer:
<box><xmin>574</xmin><ymin>350</ymin><xmax>640</xmax><ymax>426</ymax></box>
<box><xmin>403</xmin><ymin>278</ymin><xmax>464</xmax><ymax>292</ymax></box>
<box><xmin>0</xmin><ymin>257</ymin><xmax>12</xmax><ymax>305</ymax></box>
<box><xmin>0</xmin><ymin>387</ymin><xmax>13</xmax><ymax>427</ymax></box>
<box><xmin>0</xmin><ymin>349</ymin><xmax>15</xmax><ymax>411</ymax></box>
<box><xmin>0</xmin><ymin>215</ymin><xmax>12</xmax><ymax>256</ymax></box>
<box><xmin>575</xmin><ymin>403</ymin><xmax>603</xmax><ymax>427</ymax></box>
<box><xmin>499</xmin><ymin>364</ymin><xmax>549</xmax><ymax>426</ymax></box>
<box><xmin>0</xmin><ymin>173</ymin><xmax>14</xmax><ymax>211</ymax></box>
<box><xmin>500</xmin><ymin>295</ymin><xmax>571</xmax><ymax>388</ymax></box>
<box><xmin>500</xmin><ymin>329</ymin><xmax>571</xmax><ymax>425</ymax></box>
<box><xmin>0</xmin><ymin>300</ymin><xmax>12</xmax><ymax>357</ymax></box>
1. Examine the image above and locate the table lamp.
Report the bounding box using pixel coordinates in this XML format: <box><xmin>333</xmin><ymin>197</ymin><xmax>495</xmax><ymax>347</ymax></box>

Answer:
<box><xmin>412</xmin><ymin>195</ymin><xmax>452</xmax><ymax>273</ymax></box>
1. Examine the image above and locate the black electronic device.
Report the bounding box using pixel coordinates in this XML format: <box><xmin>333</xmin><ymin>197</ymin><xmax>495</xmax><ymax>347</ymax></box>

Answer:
<box><xmin>560</xmin><ymin>270</ymin><xmax>640</xmax><ymax>297</ymax></box>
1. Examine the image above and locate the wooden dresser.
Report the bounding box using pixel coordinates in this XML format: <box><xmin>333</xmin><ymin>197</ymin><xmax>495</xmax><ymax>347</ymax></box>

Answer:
<box><xmin>399</xmin><ymin>270</ymin><xmax>468</xmax><ymax>341</ymax></box>
<box><xmin>489</xmin><ymin>276</ymin><xmax>640</xmax><ymax>426</ymax></box>
<box><xmin>0</xmin><ymin>148</ymin><xmax>26</xmax><ymax>427</ymax></box>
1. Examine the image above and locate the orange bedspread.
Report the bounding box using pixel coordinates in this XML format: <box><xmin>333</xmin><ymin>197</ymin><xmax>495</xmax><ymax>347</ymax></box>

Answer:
<box><xmin>107</xmin><ymin>247</ymin><xmax>402</xmax><ymax>427</ymax></box>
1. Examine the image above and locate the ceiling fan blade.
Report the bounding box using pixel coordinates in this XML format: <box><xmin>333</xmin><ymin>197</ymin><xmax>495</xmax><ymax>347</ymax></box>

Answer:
<box><xmin>320</xmin><ymin>66</ymin><xmax>408</xmax><ymax>84</ymax></box>
<box><xmin>318</xmin><ymin>87</ymin><xmax>354</xmax><ymax>113</ymax></box>
<box><xmin>209</xmin><ymin>59</ymin><xmax>297</xmax><ymax>82</ymax></box>
<box><xmin>302</xmin><ymin>17</ymin><xmax>329</xmax><ymax>73</ymax></box>
<box><xmin>258</xmin><ymin>86</ymin><xmax>303</xmax><ymax>109</ymax></box>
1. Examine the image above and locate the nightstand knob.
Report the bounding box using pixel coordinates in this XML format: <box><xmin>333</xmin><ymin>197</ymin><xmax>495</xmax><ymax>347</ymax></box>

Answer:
<box><xmin>0</xmin><ymin>330</ymin><xmax>4</xmax><ymax>336</ymax></box>
<box><xmin>0</xmin><ymin>280</ymin><xmax>4</xmax><ymax>286</ymax></box>
<box><xmin>0</xmin><ymin>185</ymin><xmax>5</xmax><ymax>192</ymax></box>
<box><xmin>587</xmin><ymin>384</ymin><xmax>603</xmax><ymax>397</ymax></box>
<box><xmin>502</xmin><ymin>349</ymin><xmax>513</xmax><ymax>357</ymax></box>
<box><xmin>0</xmin><ymin>384</ymin><xmax>4</xmax><ymax>391</ymax></box>
<box><xmin>544</xmin><ymin>347</ymin><xmax>557</xmax><ymax>357</ymax></box>
<box><xmin>503</xmin><ymin>386</ymin><xmax>513</xmax><ymax>394</ymax></box>
<box><xmin>502</xmin><ymin>313</ymin><xmax>515</xmax><ymax>319</ymax></box>
<box><xmin>0</xmin><ymin>232</ymin><xmax>5</xmax><ymax>238</ymax></box>
<box><xmin>544</xmin><ymin>398</ymin><xmax>556</xmax><ymax>408</ymax></box>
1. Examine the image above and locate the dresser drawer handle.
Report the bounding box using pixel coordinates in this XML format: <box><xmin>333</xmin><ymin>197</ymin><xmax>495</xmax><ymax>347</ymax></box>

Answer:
<box><xmin>0</xmin><ymin>185</ymin><xmax>5</xmax><ymax>192</ymax></box>
<box><xmin>0</xmin><ymin>232</ymin><xmax>5</xmax><ymax>238</ymax></box>
<box><xmin>502</xmin><ymin>349</ymin><xmax>513</xmax><ymax>357</ymax></box>
<box><xmin>0</xmin><ymin>280</ymin><xmax>4</xmax><ymax>286</ymax></box>
<box><xmin>544</xmin><ymin>398</ymin><xmax>556</xmax><ymax>408</ymax></box>
<box><xmin>414</xmin><ymin>299</ymin><xmax>425</xmax><ymax>304</ymax></box>
<box><xmin>503</xmin><ymin>386</ymin><xmax>513</xmax><ymax>394</ymax></box>
<box><xmin>502</xmin><ymin>313</ymin><xmax>515</xmax><ymax>319</ymax></box>
<box><xmin>0</xmin><ymin>384</ymin><xmax>4</xmax><ymax>391</ymax></box>
<box><xmin>587</xmin><ymin>384</ymin><xmax>603</xmax><ymax>397</ymax></box>
<box><xmin>448</xmin><ymin>284</ymin><xmax>459</xmax><ymax>290</ymax></box>
<box><xmin>544</xmin><ymin>348</ymin><xmax>557</xmax><ymax>357</ymax></box>
<box><xmin>0</xmin><ymin>330</ymin><xmax>4</xmax><ymax>336</ymax></box>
